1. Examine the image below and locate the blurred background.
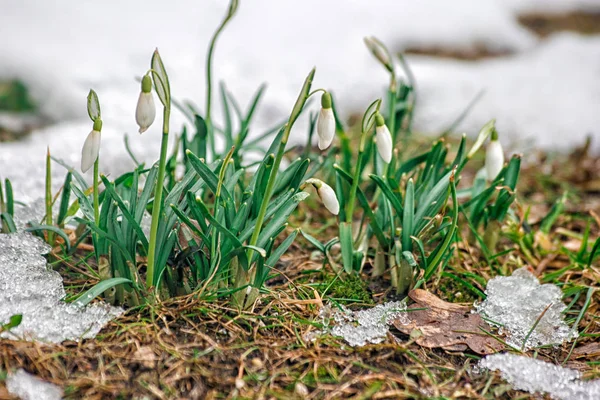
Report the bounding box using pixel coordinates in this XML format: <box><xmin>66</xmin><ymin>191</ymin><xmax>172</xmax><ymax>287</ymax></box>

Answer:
<box><xmin>1</xmin><ymin>0</ymin><xmax>599</xmax><ymax>199</ymax></box>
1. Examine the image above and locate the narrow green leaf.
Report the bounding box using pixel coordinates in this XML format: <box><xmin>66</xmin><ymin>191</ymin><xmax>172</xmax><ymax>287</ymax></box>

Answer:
<box><xmin>301</xmin><ymin>230</ymin><xmax>325</xmax><ymax>253</ymax></box>
<box><xmin>0</xmin><ymin>213</ymin><xmax>17</xmax><ymax>233</ymax></box>
<box><xmin>339</xmin><ymin>222</ymin><xmax>354</xmax><ymax>273</ymax></box>
<box><xmin>73</xmin><ymin>277</ymin><xmax>132</xmax><ymax>307</ymax></box>
<box><xmin>100</xmin><ymin>176</ymin><xmax>149</xmax><ymax>251</ymax></box>
<box><xmin>370</xmin><ymin>174</ymin><xmax>403</xmax><ymax>216</ymax></box>
<box><xmin>424</xmin><ymin>172</ymin><xmax>458</xmax><ymax>280</ymax></box>
<box><xmin>588</xmin><ymin>237</ymin><xmax>600</xmax><ymax>269</ymax></box>
<box><xmin>57</xmin><ymin>173</ymin><xmax>72</xmax><ymax>226</ymax></box>
<box><xmin>25</xmin><ymin>223</ymin><xmax>71</xmax><ymax>252</ymax></box>
<box><xmin>402</xmin><ymin>179</ymin><xmax>414</xmax><ymax>251</ymax></box>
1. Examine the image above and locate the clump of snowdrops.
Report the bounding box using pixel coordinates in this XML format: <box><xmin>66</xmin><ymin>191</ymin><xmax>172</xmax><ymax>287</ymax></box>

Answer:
<box><xmin>1</xmin><ymin>0</ymin><xmax>521</xmax><ymax>308</ymax></box>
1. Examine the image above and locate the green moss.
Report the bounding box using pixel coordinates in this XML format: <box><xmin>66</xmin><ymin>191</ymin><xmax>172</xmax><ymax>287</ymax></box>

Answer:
<box><xmin>436</xmin><ymin>276</ymin><xmax>479</xmax><ymax>303</ymax></box>
<box><xmin>327</xmin><ymin>273</ymin><xmax>373</xmax><ymax>304</ymax></box>
<box><xmin>0</xmin><ymin>80</ymin><xmax>36</xmax><ymax>112</ymax></box>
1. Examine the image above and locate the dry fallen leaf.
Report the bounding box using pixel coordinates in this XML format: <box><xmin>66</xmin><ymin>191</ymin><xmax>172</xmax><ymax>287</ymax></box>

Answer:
<box><xmin>572</xmin><ymin>342</ymin><xmax>600</xmax><ymax>359</ymax></box>
<box><xmin>392</xmin><ymin>289</ymin><xmax>504</xmax><ymax>355</ymax></box>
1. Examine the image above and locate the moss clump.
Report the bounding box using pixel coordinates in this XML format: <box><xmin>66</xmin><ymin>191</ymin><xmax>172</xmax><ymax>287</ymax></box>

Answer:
<box><xmin>327</xmin><ymin>273</ymin><xmax>373</xmax><ymax>304</ymax></box>
<box><xmin>436</xmin><ymin>277</ymin><xmax>480</xmax><ymax>303</ymax></box>
<box><xmin>0</xmin><ymin>80</ymin><xmax>36</xmax><ymax>112</ymax></box>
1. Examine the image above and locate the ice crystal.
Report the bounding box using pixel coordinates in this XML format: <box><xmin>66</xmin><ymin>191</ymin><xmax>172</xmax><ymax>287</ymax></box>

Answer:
<box><xmin>475</xmin><ymin>267</ymin><xmax>577</xmax><ymax>349</ymax></box>
<box><xmin>0</xmin><ymin>232</ymin><xmax>122</xmax><ymax>343</ymax></box>
<box><xmin>320</xmin><ymin>301</ymin><xmax>408</xmax><ymax>347</ymax></box>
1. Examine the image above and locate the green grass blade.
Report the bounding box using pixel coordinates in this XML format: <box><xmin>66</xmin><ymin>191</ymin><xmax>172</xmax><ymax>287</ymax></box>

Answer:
<box><xmin>73</xmin><ymin>277</ymin><xmax>132</xmax><ymax>307</ymax></box>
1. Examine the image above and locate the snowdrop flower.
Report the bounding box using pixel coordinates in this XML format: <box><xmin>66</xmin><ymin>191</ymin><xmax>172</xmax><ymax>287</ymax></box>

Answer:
<box><xmin>81</xmin><ymin>118</ymin><xmax>102</xmax><ymax>173</ymax></box>
<box><xmin>305</xmin><ymin>178</ymin><xmax>339</xmax><ymax>215</ymax></box>
<box><xmin>317</xmin><ymin>92</ymin><xmax>335</xmax><ymax>150</ymax></box>
<box><xmin>136</xmin><ymin>74</ymin><xmax>156</xmax><ymax>133</ymax></box>
<box><xmin>485</xmin><ymin>129</ymin><xmax>504</xmax><ymax>180</ymax></box>
<box><xmin>374</xmin><ymin>113</ymin><xmax>393</xmax><ymax>163</ymax></box>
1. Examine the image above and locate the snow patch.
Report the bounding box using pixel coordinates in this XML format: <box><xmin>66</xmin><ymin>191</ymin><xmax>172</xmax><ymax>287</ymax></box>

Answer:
<box><xmin>5</xmin><ymin>369</ymin><xmax>63</xmax><ymax>400</ymax></box>
<box><xmin>318</xmin><ymin>301</ymin><xmax>408</xmax><ymax>347</ymax></box>
<box><xmin>479</xmin><ymin>353</ymin><xmax>600</xmax><ymax>400</ymax></box>
<box><xmin>0</xmin><ymin>232</ymin><xmax>122</xmax><ymax>343</ymax></box>
<box><xmin>475</xmin><ymin>267</ymin><xmax>577</xmax><ymax>350</ymax></box>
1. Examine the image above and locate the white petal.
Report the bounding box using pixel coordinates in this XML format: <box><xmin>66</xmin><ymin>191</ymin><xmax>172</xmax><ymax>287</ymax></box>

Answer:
<box><xmin>318</xmin><ymin>182</ymin><xmax>340</xmax><ymax>215</ymax></box>
<box><xmin>485</xmin><ymin>140</ymin><xmax>504</xmax><ymax>180</ymax></box>
<box><xmin>376</xmin><ymin>125</ymin><xmax>393</xmax><ymax>163</ymax></box>
<box><xmin>81</xmin><ymin>130</ymin><xmax>101</xmax><ymax>173</ymax></box>
<box><xmin>317</xmin><ymin>108</ymin><xmax>335</xmax><ymax>150</ymax></box>
<box><xmin>136</xmin><ymin>92</ymin><xmax>156</xmax><ymax>134</ymax></box>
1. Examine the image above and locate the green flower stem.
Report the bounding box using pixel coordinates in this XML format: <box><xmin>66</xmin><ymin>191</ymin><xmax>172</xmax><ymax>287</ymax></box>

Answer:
<box><xmin>246</xmin><ymin>123</ymin><xmax>290</xmax><ymax>259</ymax></box>
<box><xmin>205</xmin><ymin>0</ymin><xmax>238</xmax><ymax>158</ymax></box>
<box><xmin>146</xmin><ymin>106</ymin><xmax>171</xmax><ymax>288</ymax></box>
<box><xmin>93</xmin><ymin>158</ymin><xmax>99</xmax><ymax>224</ymax></box>
<box><xmin>345</xmin><ymin>129</ymin><xmax>369</xmax><ymax>221</ymax></box>
<box><xmin>45</xmin><ymin>147</ymin><xmax>53</xmax><ymax>245</ymax></box>
<box><xmin>386</xmin><ymin>77</ymin><xmax>398</xmax><ymax>174</ymax></box>
<box><xmin>247</xmin><ymin>68</ymin><xmax>315</xmax><ymax>262</ymax></box>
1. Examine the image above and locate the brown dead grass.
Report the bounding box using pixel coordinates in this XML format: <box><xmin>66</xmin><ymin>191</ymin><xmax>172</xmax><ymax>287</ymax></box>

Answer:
<box><xmin>1</xmin><ymin>139</ymin><xmax>599</xmax><ymax>399</ymax></box>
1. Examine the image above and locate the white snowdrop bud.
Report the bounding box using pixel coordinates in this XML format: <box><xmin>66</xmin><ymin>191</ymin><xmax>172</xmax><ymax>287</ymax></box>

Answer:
<box><xmin>485</xmin><ymin>129</ymin><xmax>504</xmax><ymax>180</ymax></box>
<box><xmin>306</xmin><ymin>178</ymin><xmax>339</xmax><ymax>215</ymax></box>
<box><xmin>136</xmin><ymin>74</ymin><xmax>156</xmax><ymax>134</ymax></box>
<box><xmin>374</xmin><ymin>113</ymin><xmax>393</xmax><ymax>163</ymax></box>
<box><xmin>81</xmin><ymin>118</ymin><xmax>102</xmax><ymax>173</ymax></box>
<box><xmin>317</xmin><ymin>92</ymin><xmax>335</xmax><ymax>150</ymax></box>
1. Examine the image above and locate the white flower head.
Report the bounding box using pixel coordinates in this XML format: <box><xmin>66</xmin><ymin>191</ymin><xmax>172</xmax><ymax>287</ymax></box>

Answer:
<box><xmin>317</xmin><ymin>92</ymin><xmax>335</xmax><ymax>150</ymax></box>
<box><xmin>485</xmin><ymin>129</ymin><xmax>504</xmax><ymax>180</ymax></box>
<box><xmin>375</xmin><ymin>113</ymin><xmax>393</xmax><ymax>163</ymax></box>
<box><xmin>81</xmin><ymin>118</ymin><xmax>102</xmax><ymax>173</ymax></box>
<box><xmin>305</xmin><ymin>178</ymin><xmax>339</xmax><ymax>215</ymax></box>
<box><xmin>136</xmin><ymin>74</ymin><xmax>156</xmax><ymax>134</ymax></box>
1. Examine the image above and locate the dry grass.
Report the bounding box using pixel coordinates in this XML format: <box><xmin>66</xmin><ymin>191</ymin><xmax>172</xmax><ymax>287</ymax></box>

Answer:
<box><xmin>1</xmin><ymin>140</ymin><xmax>600</xmax><ymax>399</ymax></box>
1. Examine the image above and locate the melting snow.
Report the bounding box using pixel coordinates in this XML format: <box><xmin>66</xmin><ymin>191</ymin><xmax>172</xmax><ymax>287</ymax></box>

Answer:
<box><xmin>475</xmin><ymin>267</ymin><xmax>577</xmax><ymax>350</ymax></box>
<box><xmin>319</xmin><ymin>301</ymin><xmax>408</xmax><ymax>347</ymax></box>
<box><xmin>0</xmin><ymin>232</ymin><xmax>122</xmax><ymax>343</ymax></box>
<box><xmin>479</xmin><ymin>353</ymin><xmax>600</xmax><ymax>400</ymax></box>
<box><xmin>5</xmin><ymin>369</ymin><xmax>63</xmax><ymax>400</ymax></box>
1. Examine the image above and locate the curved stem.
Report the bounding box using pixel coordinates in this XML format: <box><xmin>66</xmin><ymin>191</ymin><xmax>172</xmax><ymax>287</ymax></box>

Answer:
<box><xmin>308</xmin><ymin>88</ymin><xmax>326</xmax><ymax>97</ymax></box>
<box><xmin>205</xmin><ymin>1</ymin><xmax>237</xmax><ymax>158</ymax></box>
<box><xmin>146</xmin><ymin>106</ymin><xmax>171</xmax><ymax>288</ymax></box>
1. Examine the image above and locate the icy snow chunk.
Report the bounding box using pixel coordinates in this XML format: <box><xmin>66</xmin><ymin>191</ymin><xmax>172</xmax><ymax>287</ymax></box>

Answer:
<box><xmin>0</xmin><ymin>232</ymin><xmax>122</xmax><ymax>343</ymax></box>
<box><xmin>475</xmin><ymin>267</ymin><xmax>577</xmax><ymax>349</ymax></box>
<box><xmin>6</xmin><ymin>369</ymin><xmax>63</xmax><ymax>400</ymax></box>
<box><xmin>479</xmin><ymin>353</ymin><xmax>600</xmax><ymax>400</ymax></box>
<box><xmin>321</xmin><ymin>301</ymin><xmax>409</xmax><ymax>347</ymax></box>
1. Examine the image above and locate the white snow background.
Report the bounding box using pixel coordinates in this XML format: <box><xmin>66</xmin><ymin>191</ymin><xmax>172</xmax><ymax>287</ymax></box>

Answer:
<box><xmin>1</xmin><ymin>0</ymin><xmax>599</xmax><ymax>200</ymax></box>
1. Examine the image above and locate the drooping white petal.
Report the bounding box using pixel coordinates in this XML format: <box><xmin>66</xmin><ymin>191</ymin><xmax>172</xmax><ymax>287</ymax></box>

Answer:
<box><xmin>136</xmin><ymin>92</ymin><xmax>156</xmax><ymax>134</ymax></box>
<box><xmin>485</xmin><ymin>140</ymin><xmax>504</xmax><ymax>180</ymax></box>
<box><xmin>81</xmin><ymin>129</ymin><xmax>101</xmax><ymax>173</ymax></box>
<box><xmin>317</xmin><ymin>107</ymin><xmax>335</xmax><ymax>150</ymax></box>
<box><xmin>317</xmin><ymin>182</ymin><xmax>340</xmax><ymax>215</ymax></box>
<box><xmin>375</xmin><ymin>124</ymin><xmax>393</xmax><ymax>163</ymax></box>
